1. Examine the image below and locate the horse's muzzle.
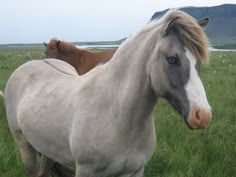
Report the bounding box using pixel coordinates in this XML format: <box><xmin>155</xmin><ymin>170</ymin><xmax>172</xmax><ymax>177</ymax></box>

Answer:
<box><xmin>186</xmin><ymin>106</ymin><xmax>212</xmax><ymax>129</ymax></box>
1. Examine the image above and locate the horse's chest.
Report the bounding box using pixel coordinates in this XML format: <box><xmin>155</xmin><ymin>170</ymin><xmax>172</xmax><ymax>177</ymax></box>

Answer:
<box><xmin>74</xmin><ymin>131</ymin><xmax>155</xmax><ymax>176</ymax></box>
<box><xmin>113</xmin><ymin>130</ymin><xmax>156</xmax><ymax>175</ymax></box>
<box><xmin>91</xmin><ymin>147</ymin><xmax>151</xmax><ymax>177</ymax></box>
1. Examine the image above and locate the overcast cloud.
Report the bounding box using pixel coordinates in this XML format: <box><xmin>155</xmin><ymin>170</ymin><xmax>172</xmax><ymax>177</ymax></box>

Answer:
<box><xmin>0</xmin><ymin>0</ymin><xmax>235</xmax><ymax>44</ymax></box>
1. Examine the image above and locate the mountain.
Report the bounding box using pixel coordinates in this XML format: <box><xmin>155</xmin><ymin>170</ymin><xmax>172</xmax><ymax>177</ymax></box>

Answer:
<box><xmin>150</xmin><ymin>4</ymin><xmax>236</xmax><ymax>49</ymax></box>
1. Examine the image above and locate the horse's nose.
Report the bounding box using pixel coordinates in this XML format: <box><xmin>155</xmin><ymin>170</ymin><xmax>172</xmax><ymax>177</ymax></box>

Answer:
<box><xmin>187</xmin><ymin>106</ymin><xmax>212</xmax><ymax>129</ymax></box>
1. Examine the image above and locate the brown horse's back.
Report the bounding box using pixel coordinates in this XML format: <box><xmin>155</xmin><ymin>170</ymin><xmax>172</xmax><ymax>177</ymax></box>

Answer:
<box><xmin>96</xmin><ymin>48</ymin><xmax>117</xmax><ymax>63</ymax></box>
<box><xmin>77</xmin><ymin>48</ymin><xmax>117</xmax><ymax>75</ymax></box>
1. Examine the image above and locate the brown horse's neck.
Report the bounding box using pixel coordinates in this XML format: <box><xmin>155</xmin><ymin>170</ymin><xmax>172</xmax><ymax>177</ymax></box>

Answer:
<box><xmin>57</xmin><ymin>47</ymin><xmax>82</xmax><ymax>71</ymax></box>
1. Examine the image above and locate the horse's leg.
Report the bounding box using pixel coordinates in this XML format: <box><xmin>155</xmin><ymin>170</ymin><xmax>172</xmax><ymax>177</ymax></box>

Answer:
<box><xmin>14</xmin><ymin>132</ymin><xmax>38</xmax><ymax>177</ymax></box>
<box><xmin>52</xmin><ymin>163</ymin><xmax>75</xmax><ymax>177</ymax></box>
<box><xmin>37</xmin><ymin>155</ymin><xmax>55</xmax><ymax>177</ymax></box>
<box><xmin>75</xmin><ymin>164</ymin><xmax>96</xmax><ymax>177</ymax></box>
<box><xmin>131</xmin><ymin>167</ymin><xmax>144</xmax><ymax>177</ymax></box>
<box><xmin>119</xmin><ymin>167</ymin><xmax>144</xmax><ymax>177</ymax></box>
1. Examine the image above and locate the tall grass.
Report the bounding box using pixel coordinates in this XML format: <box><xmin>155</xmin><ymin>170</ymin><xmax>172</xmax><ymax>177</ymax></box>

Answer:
<box><xmin>0</xmin><ymin>48</ymin><xmax>235</xmax><ymax>177</ymax></box>
<box><xmin>0</xmin><ymin>48</ymin><xmax>45</xmax><ymax>177</ymax></box>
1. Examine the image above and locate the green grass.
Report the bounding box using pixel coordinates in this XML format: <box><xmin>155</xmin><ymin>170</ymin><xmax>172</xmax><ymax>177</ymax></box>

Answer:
<box><xmin>0</xmin><ymin>48</ymin><xmax>235</xmax><ymax>177</ymax></box>
<box><xmin>0</xmin><ymin>48</ymin><xmax>45</xmax><ymax>177</ymax></box>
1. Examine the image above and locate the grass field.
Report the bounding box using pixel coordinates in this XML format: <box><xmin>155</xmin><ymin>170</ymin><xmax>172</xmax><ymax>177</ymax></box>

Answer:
<box><xmin>0</xmin><ymin>48</ymin><xmax>235</xmax><ymax>177</ymax></box>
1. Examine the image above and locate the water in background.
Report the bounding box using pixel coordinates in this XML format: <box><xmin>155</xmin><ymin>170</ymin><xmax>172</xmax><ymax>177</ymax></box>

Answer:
<box><xmin>77</xmin><ymin>45</ymin><xmax>236</xmax><ymax>52</ymax></box>
<box><xmin>77</xmin><ymin>44</ymin><xmax>119</xmax><ymax>49</ymax></box>
<box><xmin>208</xmin><ymin>47</ymin><xmax>236</xmax><ymax>52</ymax></box>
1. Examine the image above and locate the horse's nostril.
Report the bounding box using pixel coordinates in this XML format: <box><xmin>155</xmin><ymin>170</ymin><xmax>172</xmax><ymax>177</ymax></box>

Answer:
<box><xmin>196</xmin><ymin>111</ymin><xmax>201</xmax><ymax>120</ymax></box>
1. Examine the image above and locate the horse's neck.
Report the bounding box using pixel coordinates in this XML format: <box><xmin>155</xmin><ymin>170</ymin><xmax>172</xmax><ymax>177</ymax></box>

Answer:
<box><xmin>103</xmin><ymin>38</ymin><xmax>157</xmax><ymax>130</ymax></box>
<box><xmin>58</xmin><ymin>48</ymin><xmax>84</xmax><ymax>73</ymax></box>
<box><xmin>59</xmin><ymin>47</ymin><xmax>78</xmax><ymax>61</ymax></box>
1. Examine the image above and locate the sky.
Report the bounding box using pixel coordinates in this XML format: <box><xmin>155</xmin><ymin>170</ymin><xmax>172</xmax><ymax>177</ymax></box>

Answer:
<box><xmin>0</xmin><ymin>0</ymin><xmax>235</xmax><ymax>44</ymax></box>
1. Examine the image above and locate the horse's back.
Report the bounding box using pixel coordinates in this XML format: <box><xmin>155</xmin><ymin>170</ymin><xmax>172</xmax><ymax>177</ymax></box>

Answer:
<box><xmin>5</xmin><ymin>58</ymin><xmax>77</xmax><ymax>105</ymax></box>
<box><xmin>42</xmin><ymin>59</ymin><xmax>78</xmax><ymax>76</ymax></box>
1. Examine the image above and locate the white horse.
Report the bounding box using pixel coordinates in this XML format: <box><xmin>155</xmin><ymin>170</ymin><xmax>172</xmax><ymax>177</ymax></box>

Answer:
<box><xmin>5</xmin><ymin>10</ymin><xmax>211</xmax><ymax>177</ymax></box>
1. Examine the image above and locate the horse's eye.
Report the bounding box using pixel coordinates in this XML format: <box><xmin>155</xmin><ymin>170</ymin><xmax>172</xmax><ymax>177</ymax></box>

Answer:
<box><xmin>167</xmin><ymin>57</ymin><xmax>178</xmax><ymax>64</ymax></box>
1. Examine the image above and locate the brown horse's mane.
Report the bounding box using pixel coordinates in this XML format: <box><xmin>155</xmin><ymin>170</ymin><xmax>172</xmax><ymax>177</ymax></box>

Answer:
<box><xmin>162</xmin><ymin>10</ymin><xmax>209</xmax><ymax>62</ymax></box>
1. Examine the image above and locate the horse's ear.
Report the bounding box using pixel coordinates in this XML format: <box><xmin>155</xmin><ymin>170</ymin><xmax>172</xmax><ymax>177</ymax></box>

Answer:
<box><xmin>198</xmin><ymin>18</ymin><xmax>209</xmax><ymax>28</ymax></box>
<box><xmin>164</xmin><ymin>17</ymin><xmax>179</xmax><ymax>35</ymax></box>
<box><xmin>43</xmin><ymin>42</ymin><xmax>48</xmax><ymax>47</ymax></box>
<box><xmin>56</xmin><ymin>40</ymin><xmax>61</xmax><ymax>48</ymax></box>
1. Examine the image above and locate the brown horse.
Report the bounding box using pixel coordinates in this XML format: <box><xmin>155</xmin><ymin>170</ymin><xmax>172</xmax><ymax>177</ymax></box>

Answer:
<box><xmin>44</xmin><ymin>38</ymin><xmax>117</xmax><ymax>75</ymax></box>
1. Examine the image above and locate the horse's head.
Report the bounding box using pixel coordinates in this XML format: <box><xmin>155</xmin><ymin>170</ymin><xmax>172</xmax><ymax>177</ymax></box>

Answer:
<box><xmin>147</xmin><ymin>10</ymin><xmax>211</xmax><ymax>129</ymax></box>
<box><xmin>44</xmin><ymin>38</ymin><xmax>61</xmax><ymax>58</ymax></box>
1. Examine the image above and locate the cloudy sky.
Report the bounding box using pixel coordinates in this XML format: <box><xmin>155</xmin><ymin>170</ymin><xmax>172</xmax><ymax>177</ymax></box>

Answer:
<box><xmin>1</xmin><ymin>0</ymin><xmax>235</xmax><ymax>44</ymax></box>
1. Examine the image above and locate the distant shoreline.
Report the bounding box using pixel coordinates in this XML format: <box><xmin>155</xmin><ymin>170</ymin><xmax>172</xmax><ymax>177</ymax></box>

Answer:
<box><xmin>0</xmin><ymin>44</ymin><xmax>236</xmax><ymax>52</ymax></box>
<box><xmin>209</xmin><ymin>47</ymin><xmax>236</xmax><ymax>52</ymax></box>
